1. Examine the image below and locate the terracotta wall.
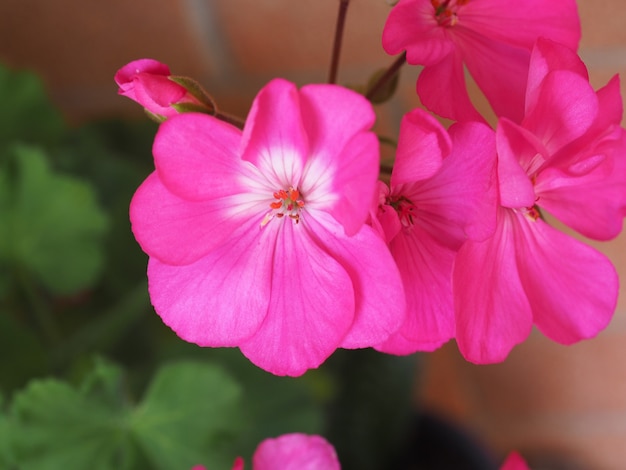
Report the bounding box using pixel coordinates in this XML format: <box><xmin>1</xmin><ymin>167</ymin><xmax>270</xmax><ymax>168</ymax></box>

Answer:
<box><xmin>2</xmin><ymin>1</ymin><xmax>626</xmax><ymax>468</ymax></box>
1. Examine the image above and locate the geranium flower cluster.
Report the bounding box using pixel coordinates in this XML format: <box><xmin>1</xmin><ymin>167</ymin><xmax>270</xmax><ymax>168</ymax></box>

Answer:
<box><xmin>117</xmin><ymin>0</ymin><xmax>626</xmax><ymax>376</ymax></box>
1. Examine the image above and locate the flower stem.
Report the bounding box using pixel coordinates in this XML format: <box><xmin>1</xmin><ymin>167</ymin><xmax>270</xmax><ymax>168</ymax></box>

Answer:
<box><xmin>365</xmin><ymin>52</ymin><xmax>406</xmax><ymax>101</ymax></box>
<box><xmin>215</xmin><ymin>111</ymin><xmax>245</xmax><ymax>129</ymax></box>
<box><xmin>328</xmin><ymin>0</ymin><xmax>351</xmax><ymax>84</ymax></box>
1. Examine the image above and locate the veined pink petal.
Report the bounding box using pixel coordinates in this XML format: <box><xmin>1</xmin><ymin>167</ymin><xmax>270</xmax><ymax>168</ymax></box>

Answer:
<box><xmin>253</xmin><ymin>434</ymin><xmax>340</xmax><ymax>470</ymax></box>
<box><xmin>304</xmin><ymin>212</ymin><xmax>405</xmax><ymax>349</ymax></box>
<box><xmin>299</xmin><ymin>83</ymin><xmax>376</xmax><ymax>160</ymax></box>
<box><xmin>457</xmin><ymin>30</ymin><xmax>529</xmax><ymax>122</ymax></box>
<box><xmin>523</xmin><ymin>71</ymin><xmax>597</xmax><ymax>155</ymax></box>
<box><xmin>153</xmin><ymin>113</ymin><xmax>255</xmax><ymax>201</ymax></box>
<box><xmin>130</xmin><ymin>172</ymin><xmax>262</xmax><ymax>265</ymax></box>
<box><xmin>594</xmin><ymin>75</ymin><xmax>623</xmax><ymax>132</ymax></box>
<box><xmin>417</xmin><ymin>51</ymin><xmax>484</xmax><ymax>123</ymax></box>
<box><xmin>513</xmin><ymin>214</ymin><xmax>618</xmax><ymax>344</ymax></box>
<box><xmin>303</xmin><ymin>131</ymin><xmax>380</xmax><ymax>236</ymax></box>
<box><xmin>496</xmin><ymin>119</ymin><xmax>542</xmax><ymax>209</ymax></box>
<box><xmin>147</xmin><ymin>218</ymin><xmax>275</xmax><ymax>347</ymax></box>
<box><xmin>536</xmin><ymin>152</ymin><xmax>626</xmax><ymax>240</ymax></box>
<box><xmin>500</xmin><ymin>451</ymin><xmax>530</xmax><ymax>470</ymax></box>
<box><xmin>458</xmin><ymin>0</ymin><xmax>580</xmax><ymax>50</ymax></box>
<box><xmin>298</xmin><ymin>83</ymin><xmax>379</xmax><ymax>235</ymax></box>
<box><xmin>239</xmin><ymin>220</ymin><xmax>355</xmax><ymax>376</ymax></box>
<box><xmin>390</xmin><ymin>109</ymin><xmax>447</xmax><ymax>187</ymax></box>
<box><xmin>525</xmin><ymin>39</ymin><xmax>589</xmax><ymax>116</ymax></box>
<box><xmin>376</xmin><ymin>224</ymin><xmax>456</xmax><ymax>355</ymax></box>
<box><xmin>404</xmin><ymin>121</ymin><xmax>498</xmax><ymax>248</ymax></box>
<box><xmin>240</xmin><ymin>79</ymin><xmax>309</xmax><ymax>188</ymax></box>
<box><xmin>382</xmin><ymin>0</ymin><xmax>453</xmax><ymax>65</ymax></box>
<box><xmin>454</xmin><ymin>208</ymin><xmax>533</xmax><ymax>364</ymax></box>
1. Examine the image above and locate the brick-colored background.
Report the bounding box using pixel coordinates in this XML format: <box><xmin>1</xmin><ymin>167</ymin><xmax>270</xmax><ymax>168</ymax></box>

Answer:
<box><xmin>2</xmin><ymin>1</ymin><xmax>626</xmax><ymax>468</ymax></box>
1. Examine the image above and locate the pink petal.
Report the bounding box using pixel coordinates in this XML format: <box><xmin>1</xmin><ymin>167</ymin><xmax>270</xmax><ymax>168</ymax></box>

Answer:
<box><xmin>147</xmin><ymin>218</ymin><xmax>274</xmax><ymax>346</ymax></box>
<box><xmin>299</xmin><ymin>83</ymin><xmax>376</xmax><ymax>161</ymax></box>
<box><xmin>457</xmin><ymin>31</ymin><xmax>529</xmax><ymax>122</ymax></box>
<box><xmin>514</xmin><ymin>214</ymin><xmax>618</xmax><ymax>344</ymax></box>
<box><xmin>390</xmin><ymin>108</ymin><xmax>447</xmax><ymax>187</ymax></box>
<box><xmin>253</xmin><ymin>434</ymin><xmax>340</xmax><ymax>470</ymax></box>
<box><xmin>523</xmin><ymin>71</ymin><xmax>597</xmax><ymax>155</ymax></box>
<box><xmin>460</xmin><ymin>0</ymin><xmax>580</xmax><ymax>51</ymax></box>
<box><xmin>130</xmin><ymin>172</ymin><xmax>262</xmax><ymax>265</ymax></box>
<box><xmin>298</xmin><ymin>84</ymin><xmax>379</xmax><ymax>235</ymax></box>
<box><xmin>239</xmin><ymin>220</ymin><xmax>355</xmax><ymax>376</ymax></box>
<box><xmin>304</xmin><ymin>212</ymin><xmax>405</xmax><ymax>349</ymax></box>
<box><xmin>303</xmin><ymin>130</ymin><xmax>379</xmax><ymax>237</ymax></box>
<box><xmin>496</xmin><ymin>119</ymin><xmax>542</xmax><ymax>209</ymax></box>
<box><xmin>453</xmin><ymin>208</ymin><xmax>533</xmax><ymax>364</ymax></box>
<box><xmin>133</xmin><ymin>74</ymin><xmax>187</xmax><ymax>116</ymax></box>
<box><xmin>525</xmin><ymin>38</ymin><xmax>589</xmax><ymax>115</ymax></box>
<box><xmin>114</xmin><ymin>58</ymin><xmax>171</xmax><ymax>91</ymax></box>
<box><xmin>536</xmin><ymin>150</ymin><xmax>626</xmax><ymax>240</ymax></box>
<box><xmin>417</xmin><ymin>51</ymin><xmax>484</xmax><ymax>123</ymax></box>
<box><xmin>406</xmin><ymin>121</ymin><xmax>498</xmax><ymax>248</ymax></box>
<box><xmin>376</xmin><ymin>225</ymin><xmax>456</xmax><ymax>355</ymax></box>
<box><xmin>594</xmin><ymin>74</ymin><xmax>623</xmax><ymax>131</ymax></box>
<box><xmin>153</xmin><ymin>113</ymin><xmax>254</xmax><ymax>201</ymax></box>
<box><xmin>382</xmin><ymin>0</ymin><xmax>454</xmax><ymax>65</ymax></box>
<box><xmin>240</xmin><ymin>79</ymin><xmax>309</xmax><ymax>188</ymax></box>
<box><xmin>500</xmin><ymin>451</ymin><xmax>530</xmax><ymax>470</ymax></box>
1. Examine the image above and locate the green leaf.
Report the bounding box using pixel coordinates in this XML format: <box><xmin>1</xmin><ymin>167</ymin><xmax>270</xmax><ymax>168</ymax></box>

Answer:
<box><xmin>0</xmin><ymin>62</ymin><xmax>65</xmax><ymax>145</ymax></box>
<box><xmin>11</xmin><ymin>378</ymin><xmax>131</xmax><ymax>470</ymax></box>
<box><xmin>0</xmin><ymin>144</ymin><xmax>109</xmax><ymax>295</ymax></box>
<box><xmin>10</xmin><ymin>360</ymin><xmax>243</xmax><ymax>470</ymax></box>
<box><xmin>131</xmin><ymin>361</ymin><xmax>242</xmax><ymax>470</ymax></box>
<box><xmin>0</xmin><ymin>394</ymin><xmax>16</xmax><ymax>468</ymax></box>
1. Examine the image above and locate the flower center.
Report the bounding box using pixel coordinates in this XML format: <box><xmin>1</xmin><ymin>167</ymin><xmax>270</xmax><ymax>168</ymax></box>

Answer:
<box><xmin>261</xmin><ymin>187</ymin><xmax>306</xmax><ymax>227</ymax></box>
<box><xmin>431</xmin><ymin>0</ymin><xmax>470</xmax><ymax>27</ymax></box>
<box><xmin>387</xmin><ymin>195</ymin><xmax>417</xmax><ymax>227</ymax></box>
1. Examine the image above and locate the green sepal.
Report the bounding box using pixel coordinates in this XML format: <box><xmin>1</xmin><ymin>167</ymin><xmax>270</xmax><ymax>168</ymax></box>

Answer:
<box><xmin>365</xmin><ymin>67</ymin><xmax>400</xmax><ymax>104</ymax></box>
<box><xmin>169</xmin><ymin>76</ymin><xmax>217</xmax><ymax>113</ymax></box>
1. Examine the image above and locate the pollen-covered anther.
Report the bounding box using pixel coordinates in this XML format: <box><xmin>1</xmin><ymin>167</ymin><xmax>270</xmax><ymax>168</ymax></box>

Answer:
<box><xmin>261</xmin><ymin>187</ymin><xmax>306</xmax><ymax>227</ymax></box>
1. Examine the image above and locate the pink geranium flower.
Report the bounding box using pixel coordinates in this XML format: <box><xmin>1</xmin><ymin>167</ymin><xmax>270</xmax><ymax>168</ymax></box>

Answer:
<box><xmin>192</xmin><ymin>433</ymin><xmax>340</xmax><ymax>470</ymax></box>
<box><xmin>453</xmin><ymin>39</ymin><xmax>626</xmax><ymax>363</ymax></box>
<box><xmin>382</xmin><ymin>0</ymin><xmax>580</xmax><ymax>122</ymax></box>
<box><xmin>372</xmin><ymin>109</ymin><xmax>497</xmax><ymax>354</ymax></box>
<box><xmin>500</xmin><ymin>452</ymin><xmax>530</xmax><ymax>470</ymax></box>
<box><xmin>115</xmin><ymin>59</ymin><xmax>204</xmax><ymax>118</ymax></box>
<box><xmin>130</xmin><ymin>78</ymin><xmax>405</xmax><ymax>376</ymax></box>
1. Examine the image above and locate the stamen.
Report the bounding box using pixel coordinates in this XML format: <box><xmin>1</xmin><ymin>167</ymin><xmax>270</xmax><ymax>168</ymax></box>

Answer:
<box><xmin>386</xmin><ymin>195</ymin><xmax>418</xmax><ymax>228</ymax></box>
<box><xmin>261</xmin><ymin>186</ymin><xmax>306</xmax><ymax>227</ymax></box>
<box><xmin>432</xmin><ymin>0</ymin><xmax>469</xmax><ymax>27</ymax></box>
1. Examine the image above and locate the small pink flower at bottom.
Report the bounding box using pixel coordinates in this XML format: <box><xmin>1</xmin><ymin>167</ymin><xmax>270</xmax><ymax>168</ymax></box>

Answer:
<box><xmin>130</xmin><ymin>78</ymin><xmax>405</xmax><ymax>376</ymax></box>
<box><xmin>253</xmin><ymin>434</ymin><xmax>340</xmax><ymax>470</ymax></box>
<box><xmin>192</xmin><ymin>434</ymin><xmax>339</xmax><ymax>470</ymax></box>
<box><xmin>500</xmin><ymin>451</ymin><xmax>530</xmax><ymax>470</ymax></box>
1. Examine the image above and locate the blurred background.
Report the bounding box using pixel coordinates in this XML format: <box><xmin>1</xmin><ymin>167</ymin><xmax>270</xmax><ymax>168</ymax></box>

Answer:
<box><xmin>1</xmin><ymin>0</ymin><xmax>626</xmax><ymax>469</ymax></box>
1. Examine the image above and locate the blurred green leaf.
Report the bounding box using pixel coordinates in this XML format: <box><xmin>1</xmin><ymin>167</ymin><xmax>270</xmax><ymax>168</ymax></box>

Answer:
<box><xmin>10</xmin><ymin>360</ymin><xmax>243</xmax><ymax>470</ymax></box>
<box><xmin>0</xmin><ymin>63</ymin><xmax>65</xmax><ymax>145</ymax></box>
<box><xmin>0</xmin><ymin>394</ymin><xmax>16</xmax><ymax>468</ymax></box>
<box><xmin>11</xmin><ymin>378</ymin><xmax>130</xmax><ymax>470</ymax></box>
<box><xmin>131</xmin><ymin>361</ymin><xmax>242</xmax><ymax>470</ymax></box>
<box><xmin>0</xmin><ymin>144</ymin><xmax>109</xmax><ymax>296</ymax></box>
